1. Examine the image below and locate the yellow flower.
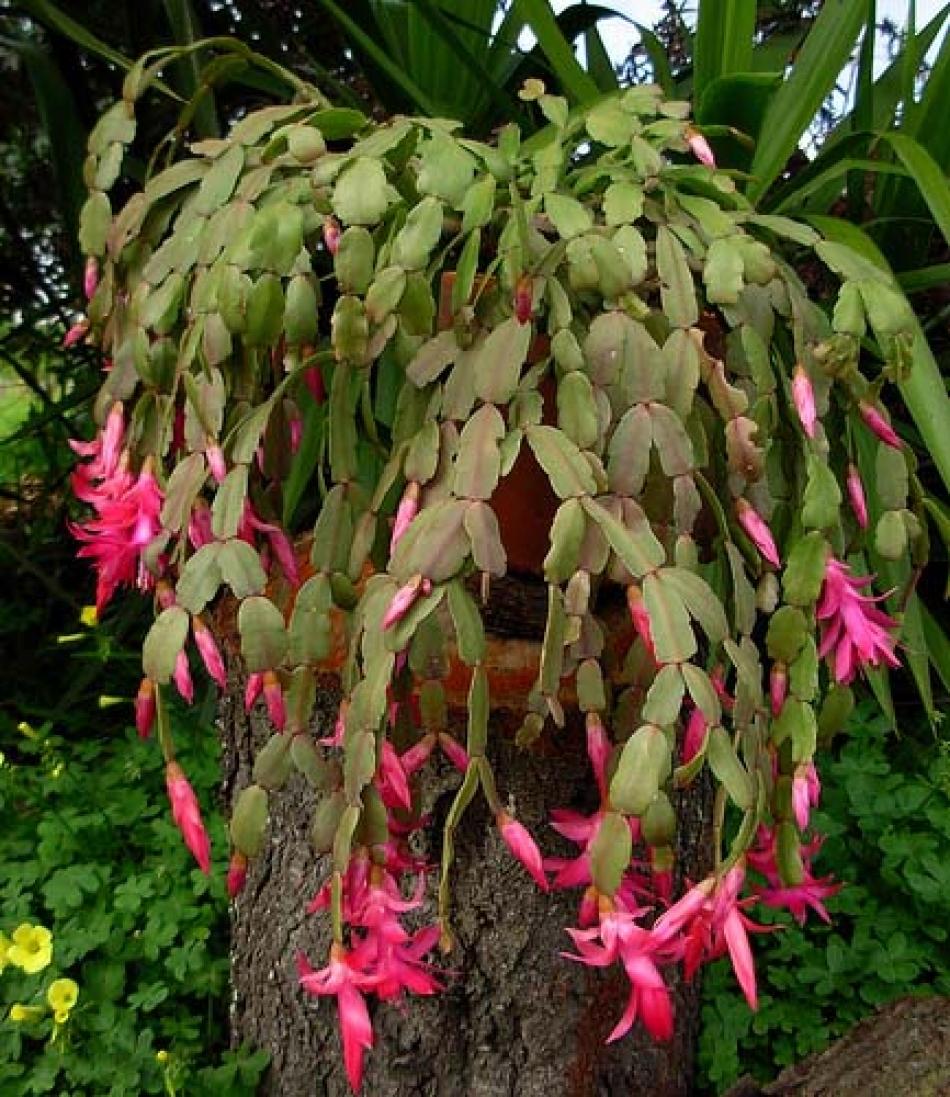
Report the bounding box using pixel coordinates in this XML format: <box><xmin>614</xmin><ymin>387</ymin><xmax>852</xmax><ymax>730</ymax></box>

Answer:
<box><xmin>7</xmin><ymin>924</ymin><xmax>53</xmax><ymax>974</ymax></box>
<box><xmin>80</xmin><ymin>605</ymin><xmax>98</xmax><ymax>627</ymax></box>
<box><xmin>9</xmin><ymin>1004</ymin><xmax>44</xmax><ymax>1023</ymax></box>
<box><xmin>47</xmin><ymin>978</ymin><xmax>79</xmax><ymax>1019</ymax></box>
<box><xmin>156</xmin><ymin>1050</ymin><xmax>170</xmax><ymax>1064</ymax></box>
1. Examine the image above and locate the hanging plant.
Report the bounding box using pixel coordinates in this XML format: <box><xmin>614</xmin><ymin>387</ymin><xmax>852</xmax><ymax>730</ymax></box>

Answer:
<box><xmin>68</xmin><ymin>43</ymin><xmax>922</xmax><ymax>1092</ymax></box>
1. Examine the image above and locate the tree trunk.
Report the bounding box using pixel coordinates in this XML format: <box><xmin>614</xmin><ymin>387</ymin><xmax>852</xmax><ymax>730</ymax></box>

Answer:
<box><xmin>220</xmin><ymin>642</ymin><xmax>714</xmax><ymax>1096</ymax></box>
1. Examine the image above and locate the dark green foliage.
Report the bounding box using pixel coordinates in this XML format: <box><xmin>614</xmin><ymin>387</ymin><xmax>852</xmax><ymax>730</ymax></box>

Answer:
<box><xmin>699</xmin><ymin>703</ymin><xmax>950</xmax><ymax>1092</ymax></box>
<box><xmin>0</xmin><ymin>709</ymin><xmax>268</xmax><ymax>1095</ymax></box>
<box><xmin>0</xmin><ymin>595</ymin><xmax>267</xmax><ymax>1097</ymax></box>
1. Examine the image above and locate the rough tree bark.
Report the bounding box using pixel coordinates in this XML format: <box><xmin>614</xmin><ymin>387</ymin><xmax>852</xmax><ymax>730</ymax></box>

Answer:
<box><xmin>220</xmin><ymin>592</ymin><xmax>715</xmax><ymax>1097</ymax></box>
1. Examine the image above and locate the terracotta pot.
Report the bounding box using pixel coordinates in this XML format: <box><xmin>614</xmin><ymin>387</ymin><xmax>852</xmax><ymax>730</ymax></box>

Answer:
<box><xmin>438</xmin><ymin>272</ymin><xmax>560</xmax><ymax>577</ymax></box>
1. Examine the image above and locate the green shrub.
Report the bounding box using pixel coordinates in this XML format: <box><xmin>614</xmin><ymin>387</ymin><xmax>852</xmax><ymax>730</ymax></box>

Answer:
<box><xmin>699</xmin><ymin>703</ymin><xmax>950</xmax><ymax>1092</ymax></box>
<box><xmin>0</xmin><ymin>706</ymin><xmax>268</xmax><ymax>1095</ymax></box>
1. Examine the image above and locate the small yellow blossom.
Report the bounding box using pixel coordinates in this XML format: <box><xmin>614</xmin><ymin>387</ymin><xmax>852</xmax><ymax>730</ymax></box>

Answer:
<box><xmin>17</xmin><ymin>721</ymin><xmax>39</xmax><ymax>741</ymax></box>
<box><xmin>156</xmin><ymin>1050</ymin><xmax>170</xmax><ymax>1064</ymax></box>
<box><xmin>7</xmin><ymin>924</ymin><xmax>53</xmax><ymax>974</ymax></box>
<box><xmin>80</xmin><ymin>605</ymin><xmax>98</xmax><ymax>627</ymax></box>
<box><xmin>47</xmin><ymin>978</ymin><xmax>79</xmax><ymax>1019</ymax></box>
<box><xmin>9</xmin><ymin>1004</ymin><xmax>44</xmax><ymax>1023</ymax></box>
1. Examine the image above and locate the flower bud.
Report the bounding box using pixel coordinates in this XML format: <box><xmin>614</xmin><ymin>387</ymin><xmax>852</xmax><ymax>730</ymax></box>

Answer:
<box><xmin>497</xmin><ymin>812</ymin><xmax>549</xmax><ymax>891</ymax></box>
<box><xmin>227</xmin><ymin>850</ymin><xmax>248</xmax><ymax>898</ymax></box>
<box><xmin>63</xmin><ymin>319</ymin><xmax>89</xmax><ymax>348</ymax></box>
<box><xmin>193</xmin><ymin>617</ymin><xmax>227</xmax><ymax>689</ymax></box>
<box><xmin>245</xmin><ymin>671</ymin><xmax>264</xmax><ymax>712</ymax></box>
<box><xmin>135</xmin><ymin>678</ymin><xmax>155</xmax><ymax>738</ymax></box>
<box><xmin>390</xmin><ymin>481</ymin><xmax>420</xmax><ymax>552</ymax></box>
<box><xmin>859</xmin><ymin>401</ymin><xmax>901</xmax><ymax>449</ymax></box>
<box><xmin>166</xmin><ymin>761</ymin><xmax>211</xmax><ymax>873</ymax></box>
<box><xmin>770</xmin><ymin>662</ymin><xmax>788</xmax><ymax>718</ymax></box>
<box><xmin>323</xmin><ymin>215</ymin><xmax>341</xmax><ymax>255</ymax></box>
<box><xmin>84</xmin><ymin>256</ymin><xmax>99</xmax><ymax>301</ymax></box>
<box><xmin>791</xmin><ymin>366</ymin><xmax>817</xmax><ymax>438</ymax></box>
<box><xmin>846</xmin><ymin>463</ymin><xmax>869</xmax><ymax>528</ymax></box>
<box><xmin>263</xmin><ymin>670</ymin><xmax>286</xmax><ymax>730</ymax></box>
<box><xmin>173</xmin><ymin>649</ymin><xmax>194</xmax><ymax>705</ymax></box>
<box><xmin>685</xmin><ymin>125</ymin><xmax>715</xmax><ymax>167</ymax></box>
<box><xmin>736</xmin><ymin>499</ymin><xmax>781</xmax><ymax>568</ymax></box>
<box><xmin>514</xmin><ymin>273</ymin><xmax>533</xmax><ymax>325</ymax></box>
<box><xmin>206</xmin><ymin>442</ymin><xmax>226</xmax><ymax>484</ymax></box>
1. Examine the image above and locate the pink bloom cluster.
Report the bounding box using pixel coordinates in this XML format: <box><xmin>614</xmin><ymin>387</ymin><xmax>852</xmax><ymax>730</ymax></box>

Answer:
<box><xmin>299</xmin><ymin>775</ymin><xmax>441</xmax><ymax>1089</ymax></box>
<box><xmin>565</xmin><ymin>864</ymin><xmax>763</xmax><ymax>1042</ymax></box>
<box><xmin>70</xmin><ymin>404</ymin><xmax>165</xmax><ymax>612</ymax></box>
<box><xmin>298</xmin><ymin>668</ymin><xmax>556</xmax><ymax>1091</ymax></box>
<box><xmin>817</xmin><ymin>557</ymin><xmax>899</xmax><ymax>683</ymax></box>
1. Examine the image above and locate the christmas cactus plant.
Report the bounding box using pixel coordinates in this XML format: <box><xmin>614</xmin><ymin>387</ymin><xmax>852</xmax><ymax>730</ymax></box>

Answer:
<box><xmin>69</xmin><ymin>45</ymin><xmax>922</xmax><ymax>1091</ymax></box>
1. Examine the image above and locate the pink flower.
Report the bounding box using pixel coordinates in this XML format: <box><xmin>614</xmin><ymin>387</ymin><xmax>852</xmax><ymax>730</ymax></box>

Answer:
<box><xmin>859</xmin><ymin>401</ymin><xmax>901</xmax><ymax>449</ymax></box>
<box><xmin>652</xmin><ymin>878</ymin><xmax>715</xmax><ymax>946</ymax></box>
<box><xmin>791</xmin><ymin>366</ymin><xmax>817</xmax><ymax>438</ymax></box>
<box><xmin>497</xmin><ymin>812</ymin><xmax>549</xmax><ymax>891</ymax></box>
<box><xmin>84</xmin><ymin>256</ymin><xmax>99</xmax><ymax>300</ymax></box>
<box><xmin>654</xmin><ymin>866</ymin><xmax>761</xmax><ymax>1010</ymax></box>
<box><xmin>71</xmin><ymin>452</ymin><xmax>165</xmax><ymax>612</ymax></box>
<box><xmin>722</xmin><ymin>903</ymin><xmax>757</xmax><ymax>1009</ymax></box>
<box><xmin>686</xmin><ymin>125</ymin><xmax>715</xmax><ymax>168</ymax></box>
<box><xmin>193</xmin><ymin>617</ymin><xmax>227</xmax><ymax>689</ymax></box>
<box><xmin>135</xmin><ymin>678</ymin><xmax>155</xmax><ymax>738</ymax></box>
<box><xmin>227</xmin><ymin>851</ymin><xmax>248</xmax><ymax>898</ymax></box>
<box><xmin>166</xmin><ymin>761</ymin><xmax>211</xmax><ymax>873</ymax></box>
<box><xmin>769</xmin><ymin>662</ymin><xmax>788</xmax><ymax>718</ymax></box>
<box><xmin>608</xmin><ymin>952</ymin><xmax>673</xmax><ymax>1043</ymax></box>
<box><xmin>564</xmin><ymin>906</ymin><xmax>673</xmax><ymax>1042</ymax></box>
<box><xmin>713</xmin><ymin>865</ymin><xmax>759</xmax><ymax>1009</ymax></box>
<box><xmin>758</xmin><ymin>875</ymin><xmax>840</xmax><ymax>925</ymax></box>
<box><xmin>298</xmin><ymin>946</ymin><xmax>374</xmax><ymax>1092</ymax></box>
<box><xmin>382</xmin><ymin>575</ymin><xmax>431</xmax><ymax>630</ymax></box>
<box><xmin>390</xmin><ymin>482</ymin><xmax>420</xmax><ymax>552</ymax></box>
<box><xmin>736</xmin><ymin>499</ymin><xmax>780</xmax><ymax>568</ymax></box>
<box><xmin>748</xmin><ymin>826</ymin><xmax>839</xmax><ymax>925</ymax></box>
<box><xmin>816</xmin><ymin>557</ymin><xmax>899</xmax><ymax>683</ymax></box>
<box><xmin>846</xmin><ymin>464</ymin><xmax>868</xmax><ymax>529</ymax></box>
